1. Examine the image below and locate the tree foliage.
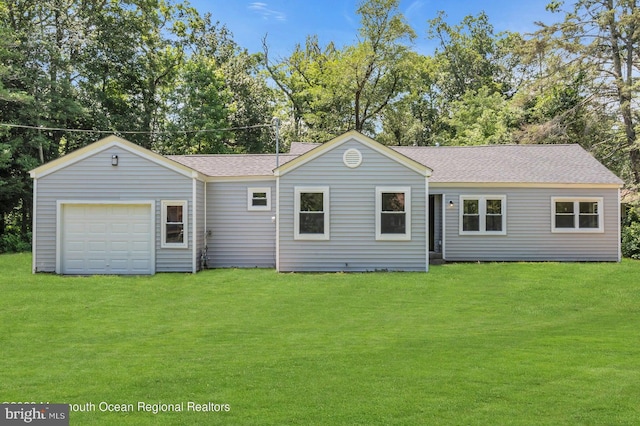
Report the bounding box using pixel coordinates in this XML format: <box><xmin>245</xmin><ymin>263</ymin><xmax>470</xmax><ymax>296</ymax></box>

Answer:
<box><xmin>535</xmin><ymin>0</ymin><xmax>640</xmax><ymax>184</ymax></box>
<box><xmin>265</xmin><ymin>0</ymin><xmax>415</xmax><ymax>141</ymax></box>
<box><xmin>0</xmin><ymin>0</ymin><xmax>273</xmax><ymax>248</ymax></box>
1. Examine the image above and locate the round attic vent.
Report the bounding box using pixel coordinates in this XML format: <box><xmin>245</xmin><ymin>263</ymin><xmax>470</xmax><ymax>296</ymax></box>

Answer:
<box><xmin>343</xmin><ymin>148</ymin><xmax>363</xmax><ymax>168</ymax></box>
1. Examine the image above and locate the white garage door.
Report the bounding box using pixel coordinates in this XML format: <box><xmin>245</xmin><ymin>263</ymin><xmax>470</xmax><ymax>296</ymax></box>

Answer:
<box><xmin>61</xmin><ymin>204</ymin><xmax>154</xmax><ymax>275</ymax></box>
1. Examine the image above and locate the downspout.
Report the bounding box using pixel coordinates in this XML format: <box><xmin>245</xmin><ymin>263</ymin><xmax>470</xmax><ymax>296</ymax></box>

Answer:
<box><xmin>618</xmin><ymin>187</ymin><xmax>622</xmax><ymax>262</ymax></box>
<box><xmin>273</xmin><ymin>117</ymin><xmax>281</xmax><ymax>271</ymax></box>
<box><xmin>425</xmin><ymin>177</ymin><xmax>430</xmax><ymax>272</ymax></box>
<box><xmin>192</xmin><ymin>176</ymin><xmax>197</xmax><ymax>273</ymax></box>
<box><xmin>32</xmin><ymin>178</ymin><xmax>37</xmax><ymax>273</ymax></box>
<box><xmin>203</xmin><ymin>180</ymin><xmax>207</xmax><ymax>269</ymax></box>
<box><xmin>275</xmin><ymin>174</ymin><xmax>280</xmax><ymax>272</ymax></box>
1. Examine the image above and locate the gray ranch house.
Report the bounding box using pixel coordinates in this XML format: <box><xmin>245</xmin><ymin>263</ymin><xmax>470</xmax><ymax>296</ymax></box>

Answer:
<box><xmin>29</xmin><ymin>131</ymin><xmax>624</xmax><ymax>274</ymax></box>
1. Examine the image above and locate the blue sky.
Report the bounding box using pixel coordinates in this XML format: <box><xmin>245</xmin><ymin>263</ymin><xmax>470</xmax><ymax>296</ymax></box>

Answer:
<box><xmin>190</xmin><ymin>0</ymin><xmax>560</xmax><ymax>57</ymax></box>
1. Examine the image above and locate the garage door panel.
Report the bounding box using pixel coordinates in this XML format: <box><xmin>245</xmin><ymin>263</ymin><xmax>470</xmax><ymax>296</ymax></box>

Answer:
<box><xmin>110</xmin><ymin>245</ymin><xmax>130</xmax><ymax>255</ymax></box>
<box><xmin>109</xmin><ymin>208</ymin><xmax>128</xmax><ymax>218</ymax></box>
<box><xmin>133</xmin><ymin>223</ymin><xmax>151</xmax><ymax>233</ymax></box>
<box><xmin>88</xmin><ymin>241</ymin><xmax>107</xmax><ymax>251</ymax></box>
<box><xmin>110</xmin><ymin>259</ymin><xmax>129</xmax><ymax>270</ymax></box>
<box><xmin>66</xmin><ymin>241</ymin><xmax>85</xmax><ymax>252</ymax></box>
<box><xmin>88</xmin><ymin>259</ymin><xmax>108</xmax><ymax>269</ymax></box>
<box><xmin>61</xmin><ymin>204</ymin><xmax>154</xmax><ymax>275</ymax></box>
<box><xmin>66</xmin><ymin>222</ymin><xmax>86</xmax><ymax>233</ymax></box>
<box><xmin>131</xmin><ymin>242</ymin><xmax>150</xmax><ymax>251</ymax></box>
<box><xmin>111</xmin><ymin>223</ymin><xmax>129</xmax><ymax>233</ymax></box>
<box><xmin>111</xmin><ymin>241</ymin><xmax>129</xmax><ymax>252</ymax></box>
<box><xmin>89</xmin><ymin>223</ymin><xmax>107</xmax><ymax>233</ymax></box>
<box><xmin>65</xmin><ymin>259</ymin><xmax>85</xmax><ymax>271</ymax></box>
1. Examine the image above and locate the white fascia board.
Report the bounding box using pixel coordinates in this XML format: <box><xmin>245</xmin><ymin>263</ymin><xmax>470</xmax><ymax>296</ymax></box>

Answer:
<box><xmin>274</xmin><ymin>131</ymin><xmax>431</xmax><ymax>178</ymax></box>
<box><xmin>30</xmin><ymin>137</ymin><xmax>203</xmax><ymax>180</ymax></box>
<box><xmin>431</xmin><ymin>182</ymin><xmax>623</xmax><ymax>189</ymax></box>
<box><xmin>205</xmin><ymin>175</ymin><xmax>276</xmax><ymax>183</ymax></box>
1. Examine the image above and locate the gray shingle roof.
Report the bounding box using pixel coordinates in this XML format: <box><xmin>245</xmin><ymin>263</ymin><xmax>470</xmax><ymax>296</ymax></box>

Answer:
<box><xmin>168</xmin><ymin>143</ymin><xmax>623</xmax><ymax>185</ymax></box>
<box><xmin>167</xmin><ymin>154</ymin><xmax>298</xmax><ymax>177</ymax></box>
<box><xmin>288</xmin><ymin>142</ymin><xmax>320</xmax><ymax>155</ymax></box>
<box><xmin>392</xmin><ymin>144</ymin><xmax>623</xmax><ymax>184</ymax></box>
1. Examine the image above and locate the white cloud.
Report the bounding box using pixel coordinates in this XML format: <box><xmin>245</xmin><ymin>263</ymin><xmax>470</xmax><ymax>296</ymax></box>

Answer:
<box><xmin>405</xmin><ymin>1</ymin><xmax>425</xmax><ymax>18</ymax></box>
<box><xmin>248</xmin><ymin>2</ymin><xmax>287</xmax><ymax>22</ymax></box>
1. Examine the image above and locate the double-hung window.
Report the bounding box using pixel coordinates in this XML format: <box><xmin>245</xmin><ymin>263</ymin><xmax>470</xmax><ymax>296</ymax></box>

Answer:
<box><xmin>376</xmin><ymin>187</ymin><xmax>411</xmax><ymax>240</ymax></box>
<box><xmin>551</xmin><ymin>197</ymin><xmax>603</xmax><ymax>232</ymax></box>
<box><xmin>161</xmin><ymin>200</ymin><xmax>188</xmax><ymax>248</ymax></box>
<box><xmin>247</xmin><ymin>187</ymin><xmax>271</xmax><ymax>211</ymax></box>
<box><xmin>459</xmin><ymin>195</ymin><xmax>506</xmax><ymax>235</ymax></box>
<box><xmin>294</xmin><ymin>187</ymin><xmax>330</xmax><ymax>240</ymax></box>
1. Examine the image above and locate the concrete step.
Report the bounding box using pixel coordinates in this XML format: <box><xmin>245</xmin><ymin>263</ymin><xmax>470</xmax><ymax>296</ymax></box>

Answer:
<box><xmin>429</xmin><ymin>252</ymin><xmax>445</xmax><ymax>265</ymax></box>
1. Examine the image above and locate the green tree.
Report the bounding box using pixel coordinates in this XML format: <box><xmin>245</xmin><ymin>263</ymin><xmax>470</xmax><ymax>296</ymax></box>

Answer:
<box><xmin>264</xmin><ymin>35</ymin><xmax>340</xmax><ymax>142</ymax></box>
<box><xmin>377</xmin><ymin>53</ymin><xmax>442</xmax><ymax>146</ymax></box>
<box><xmin>344</xmin><ymin>0</ymin><xmax>416</xmax><ymax>134</ymax></box>
<box><xmin>0</xmin><ymin>0</ymin><xmax>276</xmax><ymax>247</ymax></box>
<box><xmin>221</xmin><ymin>50</ymin><xmax>275</xmax><ymax>153</ymax></box>
<box><xmin>537</xmin><ymin>0</ymin><xmax>640</xmax><ymax>184</ymax></box>
<box><xmin>0</xmin><ymin>2</ymin><xmax>40</xmax><ymax>246</ymax></box>
<box><xmin>422</xmin><ymin>12</ymin><xmax>525</xmax><ymax>145</ymax></box>
<box><xmin>264</xmin><ymin>0</ymin><xmax>416</xmax><ymax>142</ymax></box>
<box><xmin>428</xmin><ymin>11</ymin><xmax>516</xmax><ymax>102</ymax></box>
<box><xmin>162</xmin><ymin>56</ymin><xmax>231</xmax><ymax>154</ymax></box>
<box><xmin>445</xmin><ymin>87</ymin><xmax>517</xmax><ymax>145</ymax></box>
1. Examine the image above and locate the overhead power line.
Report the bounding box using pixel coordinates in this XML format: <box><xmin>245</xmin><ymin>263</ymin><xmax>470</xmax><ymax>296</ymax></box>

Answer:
<box><xmin>0</xmin><ymin>122</ymin><xmax>274</xmax><ymax>135</ymax></box>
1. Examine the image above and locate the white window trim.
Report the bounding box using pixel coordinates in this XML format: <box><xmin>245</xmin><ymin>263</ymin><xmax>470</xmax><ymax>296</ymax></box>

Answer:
<box><xmin>247</xmin><ymin>187</ymin><xmax>271</xmax><ymax>211</ymax></box>
<box><xmin>459</xmin><ymin>195</ymin><xmax>507</xmax><ymax>235</ymax></box>
<box><xmin>376</xmin><ymin>186</ymin><xmax>412</xmax><ymax>241</ymax></box>
<box><xmin>551</xmin><ymin>197</ymin><xmax>604</xmax><ymax>233</ymax></box>
<box><xmin>294</xmin><ymin>187</ymin><xmax>330</xmax><ymax>240</ymax></box>
<box><xmin>161</xmin><ymin>200</ymin><xmax>188</xmax><ymax>248</ymax></box>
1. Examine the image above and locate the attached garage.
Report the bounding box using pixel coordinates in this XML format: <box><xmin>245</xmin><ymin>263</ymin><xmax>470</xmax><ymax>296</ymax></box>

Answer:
<box><xmin>30</xmin><ymin>136</ymin><xmax>205</xmax><ymax>275</ymax></box>
<box><xmin>58</xmin><ymin>202</ymin><xmax>155</xmax><ymax>275</ymax></box>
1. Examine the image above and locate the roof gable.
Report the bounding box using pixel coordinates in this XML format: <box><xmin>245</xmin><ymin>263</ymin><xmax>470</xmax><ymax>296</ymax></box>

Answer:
<box><xmin>274</xmin><ymin>131</ymin><xmax>432</xmax><ymax>177</ymax></box>
<box><xmin>30</xmin><ymin>135</ymin><xmax>202</xmax><ymax>180</ymax></box>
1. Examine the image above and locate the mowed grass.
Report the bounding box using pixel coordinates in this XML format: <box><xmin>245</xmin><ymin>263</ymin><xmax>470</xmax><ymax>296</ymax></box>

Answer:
<box><xmin>1</xmin><ymin>254</ymin><xmax>639</xmax><ymax>425</ymax></box>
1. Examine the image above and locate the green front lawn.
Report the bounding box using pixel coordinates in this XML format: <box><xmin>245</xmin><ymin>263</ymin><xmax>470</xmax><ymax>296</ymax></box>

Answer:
<box><xmin>1</xmin><ymin>253</ymin><xmax>639</xmax><ymax>425</ymax></box>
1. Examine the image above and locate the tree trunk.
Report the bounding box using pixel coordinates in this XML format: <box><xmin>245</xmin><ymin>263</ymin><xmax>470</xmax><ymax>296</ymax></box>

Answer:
<box><xmin>354</xmin><ymin>90</ymin><xmax>362</xmax><ymax>131</ymax></box>
<box><xmin>630</xmin><ymin>148</ymin><xmax>640</xmax><ymax>184</ymax></box>
<box><xmin>605</xmin><ymin>0</ymin><xmax>640</xmax><ymax>184</ymax></box>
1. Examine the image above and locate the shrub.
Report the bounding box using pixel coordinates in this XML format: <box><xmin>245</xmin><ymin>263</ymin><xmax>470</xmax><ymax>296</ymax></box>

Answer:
<box><xmin>622</xmin><ymin>206</ymin><xmax>640</xmax><ymax>259</ymax></box>
<box><xmin>0</xmin><ymin>231</ymin><xmax>31</xmax><ymax>253</ymax></box>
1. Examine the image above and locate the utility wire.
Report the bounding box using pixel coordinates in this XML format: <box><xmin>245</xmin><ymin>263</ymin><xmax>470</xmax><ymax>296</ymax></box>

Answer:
<box><xmin>0</xmin><ymin>122</ymin><xmax>273</xmax><ymax>134</ymax></box>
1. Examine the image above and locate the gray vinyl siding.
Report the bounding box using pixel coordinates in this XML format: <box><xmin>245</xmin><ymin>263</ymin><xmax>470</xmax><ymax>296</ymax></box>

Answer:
<box><xmin>438</xmin><ymin>186</ymin><xmax>620</xmax><ymax>262</ymax></box>
<box><xmin>206</xmin><ymin>180</ymin><xmax>276</xmax><ymax>268</ymax></box>
<box><xmin>278</xmin><ymin>139</ymin><xmax>427</xmax><ymax>272</ymax></box>
<box><xmin>34</xmin><ymin>146</ymin><xmax>196</xmax><ymax>273</ymax></box>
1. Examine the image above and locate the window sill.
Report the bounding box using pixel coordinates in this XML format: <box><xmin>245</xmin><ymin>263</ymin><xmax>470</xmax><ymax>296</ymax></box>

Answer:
<box><xmin>551</xmin><ymin>228</ymin><xmax>603</xmax><ymax>234</ymax></box>
<box><xmin>459</xmin><ymin>231</ymin><xmax>507</xmax><ymax>236</ymax></box>
<box><xmin>161</xmin><ymin>243</ymin><xmax>189</xmax><ymax>249</ymax></box>
<box><xmin>294</xmin><ymin>234</ymin><xmax>330</xmax><ymax>241</ymax></box>
<box><xmin>376</xmin><ymin>234</ymin><xmax>411</xmax><ymax>241</ymax></box>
